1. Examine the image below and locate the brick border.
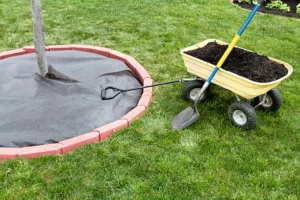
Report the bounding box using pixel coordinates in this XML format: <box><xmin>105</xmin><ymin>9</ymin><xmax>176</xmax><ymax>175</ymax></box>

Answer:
<box><xmin>0</xmin><ymin>45</ymin><xmax>153</xmax><ymax>159</ymax></box>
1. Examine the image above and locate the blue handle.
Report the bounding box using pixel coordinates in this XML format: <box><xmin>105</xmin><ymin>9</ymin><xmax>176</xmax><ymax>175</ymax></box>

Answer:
<box><xmin>237</xmin><ymin>4</ymin><xmax>260</xmax><ymax>36</ymax></box>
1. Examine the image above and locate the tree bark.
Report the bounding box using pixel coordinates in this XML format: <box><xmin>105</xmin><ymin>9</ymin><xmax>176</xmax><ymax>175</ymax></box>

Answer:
<box><xmin>31</xmin><ymin>0</ymin><xmax>48</xmax><ymax>76</ymax></box>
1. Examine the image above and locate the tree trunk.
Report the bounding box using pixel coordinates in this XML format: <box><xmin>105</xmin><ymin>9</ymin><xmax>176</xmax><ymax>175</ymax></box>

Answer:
<box><xmin>31</xmin><ymin>0</ymin><xmax>48</xmax><ymax>76</ymax></box>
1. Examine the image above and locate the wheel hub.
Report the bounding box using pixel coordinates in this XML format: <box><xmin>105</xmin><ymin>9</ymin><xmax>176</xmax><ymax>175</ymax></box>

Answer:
<box><xmin>261</xmin><ymin>94</ymin><xmax>273</xmax><ymax>108</ymax></box>
<box><xmin>190</xmin><ymin>88</ymin><xmax>204</xmax><ymax>101</ymax></box>
<box><xmin>232</xmin><ymin>110</ymin><xmax>247</xmax><ymax>126</ymax></box>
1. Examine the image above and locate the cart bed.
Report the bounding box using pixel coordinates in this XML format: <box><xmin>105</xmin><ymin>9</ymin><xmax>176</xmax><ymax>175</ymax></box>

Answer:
<box><xmin>181</xmin><ymin>39</ymin><xmax>293</xmax><ymax>99</ymax></box>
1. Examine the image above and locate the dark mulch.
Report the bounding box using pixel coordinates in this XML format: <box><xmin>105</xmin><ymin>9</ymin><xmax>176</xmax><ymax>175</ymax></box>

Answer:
<box><xmin>233</xmin><ymin>0</ymin><xmax>300</xmax><ymax>19</ymax></box>
<box><xmin>184</xmin><ymin>42</ymin><xmax>288</xmax><ymax>83</ymax></box>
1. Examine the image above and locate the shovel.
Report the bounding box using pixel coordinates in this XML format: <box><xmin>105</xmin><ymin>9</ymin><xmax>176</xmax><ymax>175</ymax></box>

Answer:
<box><xmin>171</xmin><ymin>0</ymin><xmax>264</xmax><ymax>131</ymax></box>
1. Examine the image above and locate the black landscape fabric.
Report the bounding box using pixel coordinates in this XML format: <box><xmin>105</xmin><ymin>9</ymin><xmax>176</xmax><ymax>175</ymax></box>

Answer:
<box><xmin>0</xmin><ymin>50</ymin><xmax>142</xmax><ymax>147</ymax></box>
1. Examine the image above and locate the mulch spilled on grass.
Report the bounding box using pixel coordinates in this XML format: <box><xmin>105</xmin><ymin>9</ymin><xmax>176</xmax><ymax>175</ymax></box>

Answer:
<box><xmin>185</xmin><ymin>42</ymin><xmax>288</xmax><ymax>83</ymax></box>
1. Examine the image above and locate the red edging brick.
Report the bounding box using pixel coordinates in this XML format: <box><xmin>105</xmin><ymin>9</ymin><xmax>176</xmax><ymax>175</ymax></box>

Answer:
<box><xmin>121</xmin><ymin>106</ymin><xmax>146</xmax><ymax>124</ymax></box>
<box><xmin>109</xmin><ymin>50</ymin><xmax>127</xmax><ymax>62</ymax></box>
<box><xmin>19</xmin><ymin>144</ymin><xmax>62</xmax><ymax>158</ymax></box>
<box><xmin>70</xmin><ymin>44</ymin><xmax>93</xmax><ymax>52</ymax></box>
<box><xmin>135</xmin><ymin>66</ymin><xmax>151</xmax><ymax>83</ymax></box>
<box><xmin>23</xmin><ymin>46</ymin><xmax>36</xmax><ymax>53</ymax></box>
<box><xmin>1</xmin><ymin>49</ymin><xmax>27</xmax><ymax>59</ymax></box>
<box><xmin>94</xmin><ymin>120</ymin><xmax>128</xmax><ymax>141</ymax></box>
<box><xmin>143</xmin><ymin>78</ymin><xmax>153</xmax><ymax>94</ymax></box>
<box><xmin>0</xmin><ymin>148</ymin><xmax>21</xmax><ymax>160</ymax></box>
<box><xmin>47</xmin><ymin>45</ymin><xmax>72</xmax><ymax>51</ymax></box>
<box><xmin>60</xmin><ymin>132</ymin><xmax>100</xmax><ymax>153</ymax></box>
<box><xmin>91</xmin><ymin>47</ymin><xmax>111</xmax><ymax>57</ymax></box>
<box><xmin>125</xmin><ymin>56</ymin><xmax>151</xmax><ymax>83</ymax></box>
<box><xmin>138</xmin><ymin>94</ymin><xmax>152</xmax><ymax>109</ymax></box>
<box><xmin>125</xmin><ymin>55</ymin><xmax>138</xmax><ymax>73</ymax></box>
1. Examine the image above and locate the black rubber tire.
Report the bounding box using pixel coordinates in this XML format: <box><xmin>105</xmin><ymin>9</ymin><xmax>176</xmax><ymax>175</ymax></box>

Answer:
<box><xmin>228</xmin><ymin>102</ymin><xmax>257</xmax><ymax>130</ymax></box>
<box><xmin>253</xmin><ymin>88</ymin><xmax>282</xmax><ymax>112</ymax></box>
<box><xmin>182</xmin><ymin>80</ymin><xmax>209</xmax><ymax>103</ymax></box>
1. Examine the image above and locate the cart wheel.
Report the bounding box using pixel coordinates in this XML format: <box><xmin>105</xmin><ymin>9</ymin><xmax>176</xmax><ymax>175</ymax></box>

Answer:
<box><xmin>253</xmin><ymin>88</ymin><xmax>282</xmax><ymax>112</ymax></box>
<box><xmin>182</xmin><ymin>80</ymin><xmax>209</xmax><ymax>103</ymax></box>
<box><xmin>228</xmin><ymin>102</ymin><xmax>257</xmax><ymax>130</ymax></box>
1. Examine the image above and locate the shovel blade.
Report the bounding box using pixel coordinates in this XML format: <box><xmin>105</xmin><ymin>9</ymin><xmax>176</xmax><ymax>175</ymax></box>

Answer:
<box><xmin>171</xmin><ymin>106</ymin><xmax>200</xmax><ymax>131</ymax></box>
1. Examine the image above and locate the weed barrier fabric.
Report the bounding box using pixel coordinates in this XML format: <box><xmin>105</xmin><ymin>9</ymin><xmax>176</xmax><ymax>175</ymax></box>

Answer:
<box><xmin>0</xmin><ymin>51</ymin><xmax>142</xmax><ymax>147</ymax></box>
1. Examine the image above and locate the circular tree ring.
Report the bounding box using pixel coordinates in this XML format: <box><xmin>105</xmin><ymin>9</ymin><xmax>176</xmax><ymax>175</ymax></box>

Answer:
<box><xmin>0</xmin><ymin>45</ymin><xmax>153</xmax><ymax>160</ymax></box>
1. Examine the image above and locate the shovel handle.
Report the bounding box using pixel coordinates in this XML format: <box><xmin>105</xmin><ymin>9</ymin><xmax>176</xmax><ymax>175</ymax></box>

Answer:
<box><xmin>194</xmin><ymin>2</ymin><xmax>263</xmax><ymax>107</ymax></box>
<box><xmin>101</xmin><ymin>87</ymin><xmax>122</xmax><ymax>100</ymax></box>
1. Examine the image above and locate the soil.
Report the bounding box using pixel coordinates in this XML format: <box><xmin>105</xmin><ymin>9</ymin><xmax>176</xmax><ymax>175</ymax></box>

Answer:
<box><xmin>233</xmin><ymin>0</ymin><xmax>300</xmax><ymax>19</ymax></box>
<box><xmin>185</xmin><ymin>42</ymin><xmax>288</xmax><ymax>83</ymax></box>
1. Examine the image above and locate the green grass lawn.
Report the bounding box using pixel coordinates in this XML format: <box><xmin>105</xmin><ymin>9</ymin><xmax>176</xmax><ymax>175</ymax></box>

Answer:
<box><xmin>1</xmin><ymin>0</ymin><xmax>300</xmax><ymax>199</ymax></box>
